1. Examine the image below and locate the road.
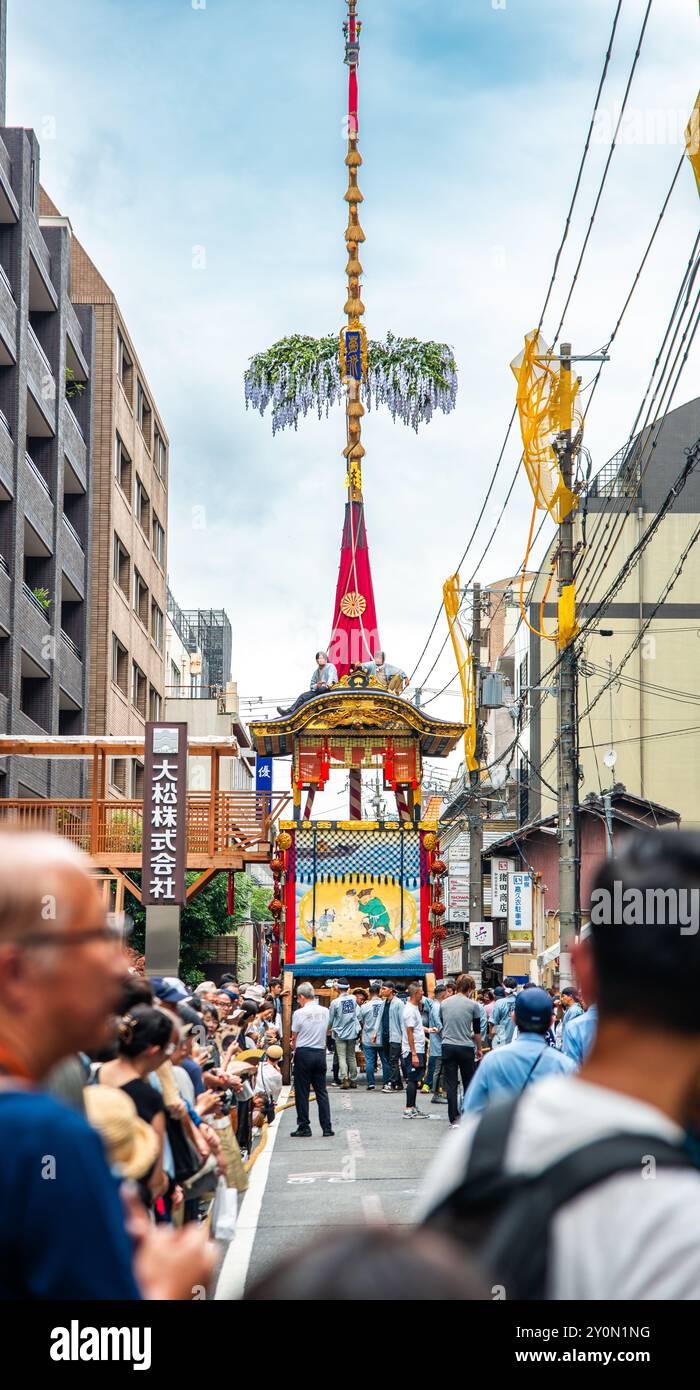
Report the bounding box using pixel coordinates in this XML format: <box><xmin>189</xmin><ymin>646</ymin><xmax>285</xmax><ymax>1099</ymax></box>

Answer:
<box><xmin>215</xmin><ymin>1076</ymin><xmax>450</xmax><ymax>1298</ymax></box>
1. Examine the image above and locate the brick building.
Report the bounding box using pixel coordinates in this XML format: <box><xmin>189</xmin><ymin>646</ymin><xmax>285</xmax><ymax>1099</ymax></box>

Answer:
<box><xmin>39</xmin><ymin>191</ymin><xmax>169</xmax><ymax>799</ymax></box>
<box><xmin>0</xmin><ymin>5</ymin><xmax>95</xmax><ymax>798</ymax></box>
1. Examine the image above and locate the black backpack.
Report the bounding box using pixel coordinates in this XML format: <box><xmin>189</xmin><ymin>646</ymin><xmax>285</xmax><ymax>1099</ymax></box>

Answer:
<box><xmin>427</xmin><ymin>1092</ymin><xmax>693</xmax><ymax>1299</ymax></box>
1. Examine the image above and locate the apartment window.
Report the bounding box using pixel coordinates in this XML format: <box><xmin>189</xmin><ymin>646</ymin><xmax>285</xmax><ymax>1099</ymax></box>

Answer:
<box><xmin>132</xmin><ymin>761</ymin><xmax>144</xmax><ymax>800</ymax></box>
<box><xmin>111</xmin><ymin>758</ymin><xmax>127</xmax><ymax>794</ymax></box>
<box><xmin>116</xmin><ymin>330</ymin><xmax>133</xmax><ymax>401</ymax></box>
<box><xmin>149</xmin><ymin>687</ymin><xmax>162</xmax><ymax>721</ymax></box>
<box><xmin>113</xmin><ymin>534</ymin><xmax>130</xmax><ymax>596</ymax></box>
<box><xmin>136</xmin><ymin>379</ymin><xmax>152</xmax><ymax>448</ymax></box>
<box><xmin>151</xmin><ymin>599</ymin><xmax>163</xmax><ymax>651</ymax></box>
<box><xmin>152</xmin><ymin>515</ymin><xmax>165</xmax><ymax>568</ymax></box>
<box><xmin>131</xmin><ymin>660</ymin><xmax>146</xmax><ymax>716</ymax></box>
<box><xmin>114</xmin><ymin>433</ymin><xmax>132</xmax><ymax>498</ymax></box>
<box><xmin>134</xmin><ymin>475</ymin><xmax>150</xmax><ymax>535</ymax></box>
<box><xmin>170</xmin><ymin>660</ymin><xmax>181</xmax><ymax>691</ymax></box>
<box><xmin>154</xmin><ymin>430</ymin><xmax>167</xmax><ymax>483</ymax></box>
<box><xmin>133</xmin><ymin>568</ymin><xmax>149</xmax><ymax>627</ymax></box>
<box><xmin>112</xmin><ymin>634</ymin><xmax>128</xmax><ymax>695</ymax></box>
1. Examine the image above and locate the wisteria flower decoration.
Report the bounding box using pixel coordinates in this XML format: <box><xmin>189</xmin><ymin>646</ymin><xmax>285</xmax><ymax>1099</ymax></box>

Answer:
<box><xmin>244</xmin><ymin>332</ymin><xmax>458</xmax><ymax>435</ymax></box>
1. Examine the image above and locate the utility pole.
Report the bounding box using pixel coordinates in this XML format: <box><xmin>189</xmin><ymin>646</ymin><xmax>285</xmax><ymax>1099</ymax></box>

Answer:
<box><xmin>466</xmin><ymin>582</ymin><xmax>483</xmax><ymax>973</ymax></box>
<box><xmin>557</xmin><ymin>344</ymin><xmax>578</xmax><ymax>991</ymax></box>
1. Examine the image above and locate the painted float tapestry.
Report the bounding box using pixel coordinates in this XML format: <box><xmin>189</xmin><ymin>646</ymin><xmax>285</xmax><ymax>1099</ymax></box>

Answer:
<box><xmin>285</xmin><ymin>824</ymin><xmax>430</xmax><ymax>975</ymax></box>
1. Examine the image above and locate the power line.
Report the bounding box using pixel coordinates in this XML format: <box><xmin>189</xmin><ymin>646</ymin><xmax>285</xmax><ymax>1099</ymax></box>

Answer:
<box><xmin>576</xmin><ymin>230</ymin><xmax>700</xmax><ymax>597</ymax></box>
<box><xmin>408</xmin><ymin>0</ymin><xmax>629</xmax><ymax>687</ymax></box>
<box><xmin>549</xmin><ymin>0</ymin><xmax>655</xmax><ymax>342</ymax></box>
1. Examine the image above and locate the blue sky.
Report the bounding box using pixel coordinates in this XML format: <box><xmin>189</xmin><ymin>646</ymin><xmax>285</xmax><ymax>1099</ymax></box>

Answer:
<box><xmin>7</xmin><ymin>0</ymin><xmax>700</xmax><ymax>743</ymax></box>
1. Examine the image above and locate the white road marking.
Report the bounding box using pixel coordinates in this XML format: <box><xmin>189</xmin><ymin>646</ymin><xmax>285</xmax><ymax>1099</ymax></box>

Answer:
<box><xmin>361</xmin><ymin>1193</ymin><xmax>386</xmax><ymax>1221</ymax></box>
<box><xmin>346</xmin><ymin>1127</ymin><xmax>365</xmax><ymax>1158</ymax></box>
<box><xmin>214</xmin><ymin>1084</ymin><xmax>291</xmax><ymax>1302</ymax></box>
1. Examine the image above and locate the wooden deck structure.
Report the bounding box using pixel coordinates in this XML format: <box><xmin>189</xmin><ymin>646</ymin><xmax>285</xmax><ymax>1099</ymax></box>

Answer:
<box><xmin>0</xmin><ymin>735</ymin><xmax>289</xmax><ymax>905</ymax></box>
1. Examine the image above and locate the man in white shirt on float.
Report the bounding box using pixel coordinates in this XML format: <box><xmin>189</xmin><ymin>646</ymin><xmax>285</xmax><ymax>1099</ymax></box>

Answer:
<box><xmin>418</xmin><ymin>831</ymin><xmax>700</xmax><ymax>1300</ymax></box>
<box><xmin>290</xmin><ymin>982</ymin><xmax>334</xmax><ymax>1138</ymax></box>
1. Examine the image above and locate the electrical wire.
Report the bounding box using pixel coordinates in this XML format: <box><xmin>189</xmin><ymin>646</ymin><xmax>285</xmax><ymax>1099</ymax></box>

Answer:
<box><xmin>408</xmin><ymin>0</ymin><xmax>630</xmax><ymax>687</ymax></box>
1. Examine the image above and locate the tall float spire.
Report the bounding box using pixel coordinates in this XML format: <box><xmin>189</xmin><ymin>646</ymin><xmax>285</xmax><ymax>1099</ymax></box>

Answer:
<box><xmin>328</xmin><ymin>0</ymin><xmax>381</xmax><ymax>677</ymax></box>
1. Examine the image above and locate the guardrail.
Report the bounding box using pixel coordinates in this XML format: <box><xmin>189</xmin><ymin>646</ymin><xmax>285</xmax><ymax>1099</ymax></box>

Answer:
<box><xmin>0</xmin><ymin>791</ymin><xmax>279</xmax><ymax>859</ymax></box>
<box><xmin>62</xmin><ymin>513</ymin><xmax>84</xmax><ymax>550</ymax></box>
<box><xmin>60</xmin><ymin>629</ymin><xmax>82</xmax><ymax>660</ymax></box>
<box><xmin>25</xmin><ymin>450</ymin><xmax>52</xmax><ymax>497</ymax></box>
<box><xmin>22</xmin><ymin>581</ymin><xmax>50</xmax><ymax>618</ymax></box>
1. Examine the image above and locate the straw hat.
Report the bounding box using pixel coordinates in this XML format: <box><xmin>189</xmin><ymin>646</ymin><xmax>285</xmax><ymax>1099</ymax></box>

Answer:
<box><xmin>84</xmin><ymin>1085</ymin><xmax>159</xmax><ymax>1181</ymax></box>
<box><xmin>266</xmin><ymin>1045</ymin><xmax>283</xmax><ymax>1061</ymax></box>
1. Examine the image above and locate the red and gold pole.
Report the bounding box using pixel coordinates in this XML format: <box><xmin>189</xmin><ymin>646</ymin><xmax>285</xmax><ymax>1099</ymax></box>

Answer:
<box><xmin>342</xmin><ymin>0</ymin><xmax>366</xmax><ymax>504</ymax></box>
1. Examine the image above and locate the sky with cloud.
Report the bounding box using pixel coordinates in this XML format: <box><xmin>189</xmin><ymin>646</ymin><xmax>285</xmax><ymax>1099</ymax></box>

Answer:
<box><xmin>6</xmin><ymin>0</ymin><xmax>699</xmax><ymax>774</ymax></box>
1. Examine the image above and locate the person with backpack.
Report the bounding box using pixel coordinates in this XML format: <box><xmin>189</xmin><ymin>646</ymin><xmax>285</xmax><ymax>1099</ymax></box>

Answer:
<box><xmin>417</xmin><ymin>831</ymin><xmax>700</xmax><ymax>1300</ymax></box>
<box><xmin>463</xmin><ymin>987</ymin><xmax>575</xmax><ymax>1114</ymax></box>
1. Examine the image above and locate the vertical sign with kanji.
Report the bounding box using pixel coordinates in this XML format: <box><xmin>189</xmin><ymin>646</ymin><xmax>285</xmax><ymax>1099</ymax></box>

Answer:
<box><xmin>255</xmin><ymin>754</ymin><xmax>273</xmax><ymax>819</ymax></box>
<box><xmin>507</xmin><ymin>871</ymin><xmax>533</xmax><ymax>950</ymax></box>
<box><xmin>142</xmin><ymin>722</ymin><xmax>188</xmax><ymax>906</ymax></box>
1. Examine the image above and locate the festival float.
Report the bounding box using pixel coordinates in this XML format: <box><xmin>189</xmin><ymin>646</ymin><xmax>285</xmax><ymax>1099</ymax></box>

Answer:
<box><xmin>248</xmin><ymin>2</ymin><xmax>464</xmax><ymax>1011</ymax></box>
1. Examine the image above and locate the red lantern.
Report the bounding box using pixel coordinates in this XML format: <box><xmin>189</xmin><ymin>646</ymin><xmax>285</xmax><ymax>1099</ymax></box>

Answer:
<box><xmin>268</xmin><ymin>898</ymin><xmax>284</xmax><ymax>915</ymax></box>
<box><xmin>431</xmin><ymin>899</ymin><xmax>445</xmax><ymax>916</ymax></box>
<box><xmin>431</xmin><ymin>858</ymin><xmax>447</xmax><ymax>877</ymax></box>
<box><xmin>270</xmin><ymin>857</ymin><xmax>284</xmax><ymax>875</ymax></box>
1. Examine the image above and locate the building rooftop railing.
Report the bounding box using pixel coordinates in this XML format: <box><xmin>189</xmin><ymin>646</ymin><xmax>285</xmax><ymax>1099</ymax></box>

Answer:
<box><xmin>164</xmin><ymin>684</ymin><xmax>224</xmax><ymax>699</ymax></box>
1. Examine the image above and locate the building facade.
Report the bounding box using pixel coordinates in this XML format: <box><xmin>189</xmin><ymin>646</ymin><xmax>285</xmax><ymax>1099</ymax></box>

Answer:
<box><xmin>507</xmin><ymin>396</ymin><xmax>700</xmax><ymax>829</ymax></box>
<box><xmin>0</xmin><ymin>117</ymin><xmax>94</xmax><ymax>798</ymax></box>
<box><xmin>164</xmin><ymin>587</ymin><xmax>253</xmax><ymax>793</ymax></box>
<box><xmin>39</xmin><ymin>192</ymin><xmax>169</xmax><ymax>799</ymax></box>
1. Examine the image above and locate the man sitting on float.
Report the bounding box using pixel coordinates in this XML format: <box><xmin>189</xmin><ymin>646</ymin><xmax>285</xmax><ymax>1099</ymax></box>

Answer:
<box><xmin>277</xmin><ymin>651</ymin><xmax>338</xmax><ymax>716</ymax></box>
<box><xmin>365</xmin><ymin>650</ymin><xmax>408</xmax><ymax>693</ymax></box>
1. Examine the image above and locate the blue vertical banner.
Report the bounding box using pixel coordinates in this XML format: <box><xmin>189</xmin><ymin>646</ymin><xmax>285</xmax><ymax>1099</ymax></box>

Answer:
<box><xmin>255</xmin><ymin>755</ymin><xmax>273</xmax><ymax>819</ymax></box>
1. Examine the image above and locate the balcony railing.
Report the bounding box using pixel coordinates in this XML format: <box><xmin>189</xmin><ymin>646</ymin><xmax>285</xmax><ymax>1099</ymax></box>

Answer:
<box><xmin>28</xmin><ymin>323</ymin><xmax>54</xmax><ymax>378</ymax></box>
<box><xmin>25</xmin><ymin>450</ymin><xmax>52</xmax><ymax>497</ymax></box>
<box><xmin>0</xmin><ymin>261</ymin><xmax>13</xmax><ymax>299</ymax></box>
<box><xmin>0</xmin><ymin>406</ymin><xmax>11</xmax><ymax>438</ymax></box>
<box><xmin>64</xmin><ymin>399</ymin><xmax>84</xmax><ymax>439</ymax></box>
<box><xmin>0</xmin><ymin>791</ymin><xmax>282</xmax><ymax>860</ymax></box>
<box><xmin>22</xmin><ymin>581</ymin><xmax>50</xmax><ymax>619</ymax></box>
<box><xmin>60</xmin><ymin>629</ymin><xmax>82</xmax><ymax>661</ymax></box>
<box><xmin>62</xmin><ymin>513</ymin><xmax>84</xmax><ymax>550</ymax></box>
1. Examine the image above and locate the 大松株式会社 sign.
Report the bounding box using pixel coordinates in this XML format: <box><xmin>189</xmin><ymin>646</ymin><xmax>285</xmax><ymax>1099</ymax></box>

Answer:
<box><xmin>142</xmin><ymin>723</ymin><xmax>188</xmax><ymax>907</ymax></box>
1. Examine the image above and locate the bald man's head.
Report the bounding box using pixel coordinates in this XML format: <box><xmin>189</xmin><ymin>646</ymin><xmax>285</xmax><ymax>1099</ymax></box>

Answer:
<box><xmin>0</xmin><ymin>834</ymin><xmax>99</xmax><ymax>943</ymax></box>
<box><xmin>0</xmin><ymin>833</ymin><xmax>128</xmax><ymax>1077</ymax></box>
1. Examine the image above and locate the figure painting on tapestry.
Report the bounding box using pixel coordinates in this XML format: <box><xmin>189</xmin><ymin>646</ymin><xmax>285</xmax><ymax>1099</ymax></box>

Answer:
<box><xmin>293</xmin><ymin>826</ymin><xmax>424</xmax><ymax>969</ymax></box>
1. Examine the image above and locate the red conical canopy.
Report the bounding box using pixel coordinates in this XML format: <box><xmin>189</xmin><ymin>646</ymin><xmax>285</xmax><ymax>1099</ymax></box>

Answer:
<box><xmin>328</xmin><ymin>500</ymin><xmax>380</xmax><ymax>677</ymax></box>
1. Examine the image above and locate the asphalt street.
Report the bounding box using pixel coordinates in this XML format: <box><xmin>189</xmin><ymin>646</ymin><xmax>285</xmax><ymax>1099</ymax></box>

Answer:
<box><xmin>216</xmin><ymin>1075</ymin><xmax>450</xmax><ymax>1297</ymax></box>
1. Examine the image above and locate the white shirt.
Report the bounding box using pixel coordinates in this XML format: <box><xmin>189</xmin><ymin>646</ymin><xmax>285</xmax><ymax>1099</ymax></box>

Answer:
<box><xmin>417</xmin><ymin>1075</ymin><xmax>700</xmax><ymax>1300</ymax></box>
<box><xmin>254</xmin><ymin>1060</ymin><xmax>283</xmax><ymax>1103</ymax></box>
<box><xmin>401</xmin><ymin>1002</ymin><xmax>426</xmax><ymax>1055</ymax></box>
<box><xmin>291</xmin><ymin>1002</ymin><xmax>330</xmax><ymax>1049</ymax></box>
